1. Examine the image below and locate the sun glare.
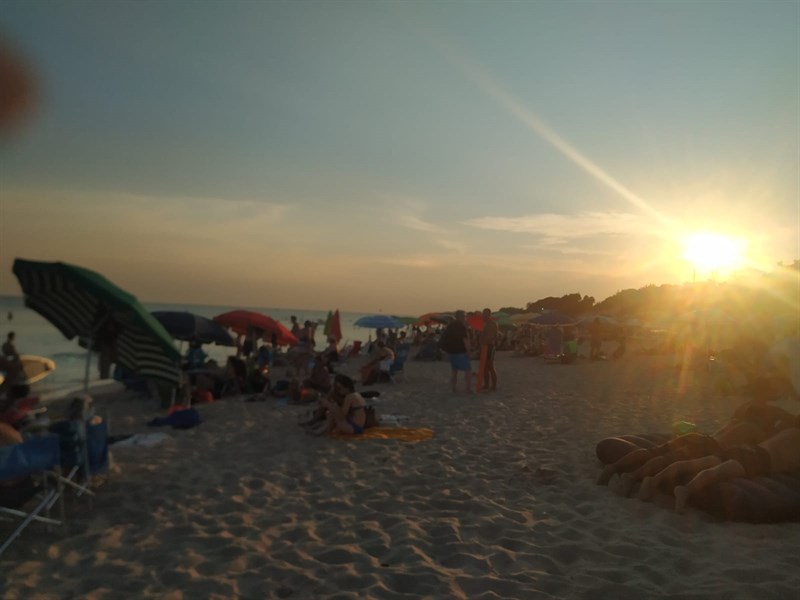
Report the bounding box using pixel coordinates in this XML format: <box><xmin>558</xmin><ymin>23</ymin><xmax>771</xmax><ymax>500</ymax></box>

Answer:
<box><xmin>681</xmin><ymin>231</ymin><xmax>746</xmax><ymax>275</ymax></box>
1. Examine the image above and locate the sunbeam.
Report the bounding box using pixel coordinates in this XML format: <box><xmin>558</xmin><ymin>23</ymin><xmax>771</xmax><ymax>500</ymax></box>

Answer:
<box><xmin>432</xmin><ymin>38</ymin><xmax>676</xmax><ymax>228</ymax></box>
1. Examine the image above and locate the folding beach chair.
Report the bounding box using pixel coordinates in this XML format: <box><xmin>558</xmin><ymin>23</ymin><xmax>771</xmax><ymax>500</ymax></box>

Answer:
<box><xmin>49</xmin><ymin>418</ymin><xmax>110</xmax><ymax>500</ymax></box>
<box><xmin>380</xmin><ymin>344</ymin><xmax>411</xmax><ymax>383</ymax></box>
<box><xmin>0</xmin><ymin>434</ymin><xmax>65</xmax><ymax>555</ymax></box>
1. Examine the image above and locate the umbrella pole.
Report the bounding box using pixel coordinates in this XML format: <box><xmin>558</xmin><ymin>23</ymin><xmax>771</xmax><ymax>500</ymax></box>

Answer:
<box><xmin>83</xmin><ymin>314</ymin><xmax>111</xmax><ymax>393</ymax></box>
<box><xmin>83</xmin><ymin>342</ymin><xmax>92</xmax><ymax>393</ymax></box>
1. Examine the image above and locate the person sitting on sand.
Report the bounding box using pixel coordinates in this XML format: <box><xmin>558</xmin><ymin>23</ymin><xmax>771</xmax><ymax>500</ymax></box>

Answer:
<box><xmin>311</xmin><ymin>374</ymin><xmax>367</xmax><ymax>436</ymax></box>
<box><xmin>636</xmin><ymin>416</ymin><xmax>800</xmax><ymax>512</ymax></box>
<box><xmin>319</xmin><ymin>336</ymin><xmax>340</xmax><ymax>373</ymax></box>
<box><xmin>256</xmin><ymin>344</ymin><xmax>272</xmax><ymax>370</ymax></box>
<box><xmin>184</xmin><ymin>339</ymin><xmax>207</xmax><ymax>371</ymax></box>
<box><xmin>360</xmin><ymin>340</ymin><xmax>395</xmax><ymax>385</ymax></box>
<box><xmin>597</xmin><ymin>392</ymin><xmax>796</xmax><ymax>491</ymax></box>
<box><xmin>304</xmin><ymin>356</ymin><xmax>332</xmax><ymax>394</ymax></box>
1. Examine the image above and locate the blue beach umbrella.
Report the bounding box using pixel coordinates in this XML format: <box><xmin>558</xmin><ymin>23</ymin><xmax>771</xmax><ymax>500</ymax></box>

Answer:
<box><xmin>151</xmin><ymin>311</ymin><xmax>236</xmax><ymax>346</ymax></box>
<box><xmin>354</xmin><ymin>315</ymin><xmax>405</xmax><ymax>329</ymax></box>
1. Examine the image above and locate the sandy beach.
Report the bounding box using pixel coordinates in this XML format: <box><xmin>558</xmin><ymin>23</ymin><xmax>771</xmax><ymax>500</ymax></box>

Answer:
<box><xmin>2</xmin><ymin>350</ymin><xmax>799</xmax><ymax>599</ymax></box>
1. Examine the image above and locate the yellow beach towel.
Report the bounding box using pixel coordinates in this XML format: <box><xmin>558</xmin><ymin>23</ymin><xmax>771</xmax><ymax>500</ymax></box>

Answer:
<box><xmin>333</xmin><ymin>427</ymin><xmax>434</xmax><ymax>442</ymax></box>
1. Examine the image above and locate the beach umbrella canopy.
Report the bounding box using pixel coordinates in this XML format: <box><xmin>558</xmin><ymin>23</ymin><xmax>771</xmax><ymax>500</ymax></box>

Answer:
<box><xmin>12</xmin><ymin>258</ymin><xmax>181</xmax><ymax>386</ymax></box>
<box><xmin>676</xmin><ymin>308</ymin><xmax>734</xmax><ymax>325</ymax></box>
<box><xmin>493</xmin><ymin>312</ymin><xmax>514</xmax><ymax>327</ymax></box>
<box><xmin>415</xmin><ymin>312</ymin><xmax>453</xmax><ymax>326</ymax></box>
<box><xmin>213</xmin><ymin>310</ymin><xmax>298</xmax><ymax>346</ymax></box>
<box><xmin>323</xmin><ymin>310</ymin><xmax>333</xmax><ymax>336</ymax></box>
<box><xmin>354</xmin><ymin>315</ymin><xmax>404</xmax><ymax>329</ymax></box>
<box><xmin>528</xmin><ymin>311</ymin><xmax>576</xmax><ymax>326</ymax></box>
<box><xmin>467</xmin><ymin>312</ymin><xmax>514</xmax><ymax>331</ymax></box>
<box><xmin>576</xmin><ymin>316</ymin><xmax>620</xmax><ymax>329</ymax></box>
<box><xmin>466</xmin><ymin>313</ymin><xmax>485</xmax><ymax>331</ymax></box>
<box><xmin>509</xmin><ymin>313</ymin><xmax>536</xmax><ymax>323</ymax></box>
<box><xmin>393</xmin><ymin>316</ymin><xmax>418</xmax><ymax>325</ymax></box>
<box><xmin>323</xmin><ymin>309</ymin><xmax>343</xmax><ymax>343</ymax></box>
<box><xmin>151</xmin><ymin>311</ymin><xmax>235</xmax><ymax>346</ymax></box>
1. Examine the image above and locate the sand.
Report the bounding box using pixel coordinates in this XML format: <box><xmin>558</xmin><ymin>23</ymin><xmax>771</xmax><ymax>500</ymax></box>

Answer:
<box><xmin>2</xmin><ymin>350</ymin><xmax>799</xmax><ymax>599</ymax></box>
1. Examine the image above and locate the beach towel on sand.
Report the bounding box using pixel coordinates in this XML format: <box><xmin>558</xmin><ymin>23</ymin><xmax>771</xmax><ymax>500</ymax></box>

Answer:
<box><xmin>147</xmin><ymin>407</ymin><xmax>203</xmax><ymax>430</ymax></box>
<box><xmin>332</xmin><ymin>427</ymin><xmax>434</xmax><ymax>442</ymax></box>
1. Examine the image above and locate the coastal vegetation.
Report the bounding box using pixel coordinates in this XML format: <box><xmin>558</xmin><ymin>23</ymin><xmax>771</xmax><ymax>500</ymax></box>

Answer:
<box><xmin>499</xmin><ymin>260</ymin><xmax>800</xmax><ymax>324</ymax></box>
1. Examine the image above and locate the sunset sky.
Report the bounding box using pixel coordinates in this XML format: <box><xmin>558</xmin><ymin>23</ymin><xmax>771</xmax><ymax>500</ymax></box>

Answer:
<box><xmin>1</xmin><ymin>1</ymin><xmax>798</xmax><ymax>314</ymax></box>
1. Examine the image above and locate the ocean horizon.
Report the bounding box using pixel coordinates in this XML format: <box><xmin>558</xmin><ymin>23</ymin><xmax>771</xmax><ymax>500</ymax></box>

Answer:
<box><xmin>0</xmin><ymin>295</ymin><xmax>389</xmax><ymax>394</ymax></box>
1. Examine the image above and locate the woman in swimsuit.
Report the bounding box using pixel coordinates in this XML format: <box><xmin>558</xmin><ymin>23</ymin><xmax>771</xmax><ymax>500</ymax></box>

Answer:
<box><xmin>311</xmin><ymin>374</ymin><xmax>367</xmax><ymax>436</ymax></box>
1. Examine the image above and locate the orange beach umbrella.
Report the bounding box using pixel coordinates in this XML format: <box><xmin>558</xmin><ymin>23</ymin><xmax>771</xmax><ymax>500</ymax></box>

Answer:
<box><xmin>213</xmin><ymin>310</ymin><xmax>298</xmax><ymax>346</ymax></box>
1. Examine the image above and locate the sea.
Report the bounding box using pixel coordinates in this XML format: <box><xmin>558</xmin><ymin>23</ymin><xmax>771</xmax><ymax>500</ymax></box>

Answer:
<box><xmin>0</xmin><ymin>296</ymin><xmax>381</xmax><ymax>396</ymax></box>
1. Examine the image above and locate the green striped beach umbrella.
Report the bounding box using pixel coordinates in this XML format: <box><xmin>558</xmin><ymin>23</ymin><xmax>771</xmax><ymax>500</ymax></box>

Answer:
<box><xmin>12</xmin><ymin>258</ymin><xmax>180</xmax><ymax>388</ymax></box>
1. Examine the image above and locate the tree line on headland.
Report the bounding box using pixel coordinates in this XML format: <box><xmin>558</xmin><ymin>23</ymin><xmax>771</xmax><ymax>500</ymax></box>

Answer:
<box><xmin>498</xmin><ymin>260</ymin><xmax>799</xmax><ymax>325</ymax></box>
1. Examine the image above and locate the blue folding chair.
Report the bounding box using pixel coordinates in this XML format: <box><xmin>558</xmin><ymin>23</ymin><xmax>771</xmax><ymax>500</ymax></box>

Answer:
<box><xmin>382</xmin><ymin>344</ymin><xmax>411</xmax><ymax>382</ymax></box>
<box><xmin>0</xmin><ymin>434</ymin><xmax>65</xmax><ymax>555</ymax></box>
<box><xmin>49</xmin><ymin>418</ymin><xmax>110</xmax><ymax>499</ymax></box>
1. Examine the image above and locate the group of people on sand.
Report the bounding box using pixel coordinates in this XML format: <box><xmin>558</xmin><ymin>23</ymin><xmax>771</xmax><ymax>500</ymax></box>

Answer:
<box><xmin>298</xmin><ymin>373</ymin><xmax>369</xmax><ymax>436</ymax></box>
<box><xmin>597</xmin><ymin>380</ymin><xmax>800</xmax><ymax>513</ymax></box>
<box><xmin>439</xmin><ymin>309</ymin><xmax>498</xmax><ymax>394</ymax></box>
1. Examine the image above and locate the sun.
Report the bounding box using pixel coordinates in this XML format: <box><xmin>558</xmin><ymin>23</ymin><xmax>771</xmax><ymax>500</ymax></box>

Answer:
<box><xmin>681</xmin><ymin>231</ymin><xmax>746</xmax><ymax>275</ymax></box>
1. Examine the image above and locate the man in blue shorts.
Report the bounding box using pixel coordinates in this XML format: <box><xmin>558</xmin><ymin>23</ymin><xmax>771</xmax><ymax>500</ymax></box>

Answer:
<box><xmin>440</xmin><ymin>310</ymin><xmax>474</xmax><ymax>393</ymax></box>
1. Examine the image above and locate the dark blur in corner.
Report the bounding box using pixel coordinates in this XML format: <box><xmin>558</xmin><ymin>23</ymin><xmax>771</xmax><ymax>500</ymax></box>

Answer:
<box><xmin>0</xmin><ymin>35</ymin><xmax>38</xmax><ymax>135</ymax></box>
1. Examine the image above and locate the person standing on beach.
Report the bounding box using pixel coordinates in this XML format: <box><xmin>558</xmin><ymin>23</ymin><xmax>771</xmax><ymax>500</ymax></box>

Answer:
<box><xmin>440</xmin><ymin>310</ymin><xmax>474</xmax><ymax>393</ymax></box>
<box><xmin>2</xmin><ymin>331</ymin><xmax>19</xmax><ymax>361</ymax></box>
<box><xmin>290</xmin><ymin>315</ymin><xmax>301</xmax><ymax>338</ymax></box>
<box><xmin>0</xmin><ymin>331</ymin><xmax>22</xmax><ymax>397</ymax></box>
<box><xmin>480</xmin><ymin>308</ymin><xmax>498</xmax><ymax>391</ymax></box>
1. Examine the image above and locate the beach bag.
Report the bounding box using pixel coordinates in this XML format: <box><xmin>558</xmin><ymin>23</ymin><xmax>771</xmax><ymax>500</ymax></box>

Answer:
<box><xmin>364</xmin><ymin>405</ymin><xmax>379</xmax><ymax>429</ymax></box>
<box><xmin>193</xmin><ymin>389</ymin><xmax>214</xmax><ymax>404</ymax></box>
<box><xmin>272</xmin><ymin>380</ymin><xmax>290</xmax><ymax>397</ymax></box>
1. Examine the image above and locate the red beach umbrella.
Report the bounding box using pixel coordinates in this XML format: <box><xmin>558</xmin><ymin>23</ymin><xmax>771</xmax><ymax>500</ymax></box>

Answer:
<box><xmin>213</xmin><ymin>310</ymin><xmax>298</xmax><ymax>346</ymax></box>
<box><xmin>323</xmin><ymin>309</ymin><xmax>343</xmax><ymax>342</ymax></box>
<box><xmin>466</xmin><ymin>313</ymin><xmax>486</xmax><ymax>331</ymax></box>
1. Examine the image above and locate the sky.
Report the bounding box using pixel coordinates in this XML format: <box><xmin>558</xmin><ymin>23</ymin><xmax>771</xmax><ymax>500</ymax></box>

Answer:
<box><xmin>1</xmin><ymin>1</ymin><xmax>798</xmax><ymax>314</ymax></box>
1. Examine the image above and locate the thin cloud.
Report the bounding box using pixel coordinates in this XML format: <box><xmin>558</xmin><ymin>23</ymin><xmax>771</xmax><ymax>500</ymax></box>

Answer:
<box><xmin>395</xmin><ymin>214</ymin><xmax>449</xmax><ymax>235</ymax></box>
<box><xmin>463</xmin><ymin>211</ymin><xmax>658</xmax><ymax>239</ymax></box>
<box><xmin>3</xmin><ymin>188</ymin><xmax>290</xmax><ymax>233</ymax></box>
<box><xmin>518</xmin><ymin>243</ymin><xmax>618</xmax><ymax>257</ymax></box>
<box><xmin>436</xmin><ymin>239</ymin><xmax>467</xmax><ymax>253</ymax></box>
<box><xmin>369</xmin><ymin>256</ymin><xmax>438</xmax><ymax>268</ymax></box>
